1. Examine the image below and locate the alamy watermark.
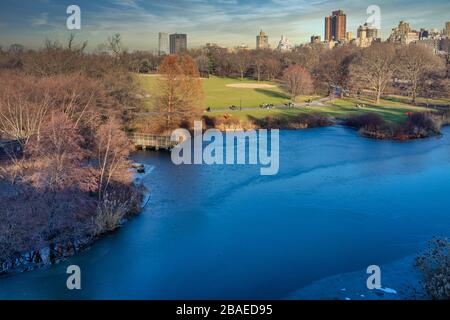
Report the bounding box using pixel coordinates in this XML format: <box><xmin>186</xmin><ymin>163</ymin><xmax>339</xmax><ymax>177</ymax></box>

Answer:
<box><xmin>366</xmin><ymin>265</ymin><xmax>382</xmax><ymax>289</ymax></box>
<box><xmin>66</xmin><ymin>265</ymin><xmax>81</xmax><ymax>290</ymax></box>
<box><xmin>366</xmin><ymin>5</ymin><xmax>381</xmax><ymax>29</ymax></box>
<box><xmin>66</xmin><ymin>5</ymin><xmax>81</xmax><ymax>30</ymax></box>
<box><xmin>170</xmin><ymin>121</ymin><xmax>279</xmax><ymax>176</ymax></box>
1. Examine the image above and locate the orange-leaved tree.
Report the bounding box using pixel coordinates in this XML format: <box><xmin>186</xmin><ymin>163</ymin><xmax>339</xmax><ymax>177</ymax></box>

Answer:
<box><xmin>153</xmin><ymin>54</ymin><xmax>204</xmax><ymax>133</ymax></box>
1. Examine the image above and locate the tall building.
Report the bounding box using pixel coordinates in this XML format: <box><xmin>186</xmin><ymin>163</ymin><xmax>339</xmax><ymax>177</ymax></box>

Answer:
<box><xmin>346</xmin><ymin>32</ymin><xmax>353</xmax><ymax>41</ymax></box>
<box><xmin>169</xmin><ymin>33</ymin><xmax>187</xmax><ymax>54</ymax></box>
<box><xmin>256</xmin><ymin>30</ymin><xmax>269</xmax><ymax>49</ymax></box>
<box><xmin>325</xmin><ymin>10</ymin><xmax>347</xmax><ymax>41</ymax></box>
<box><xmin>158</xmin><ymin>32</ymin><xmax>169</xmax><ymax>56</ymax></box>
<box><xmin>357</xmin><ymin>23</ymin><xmax>379</xmax><ymax>39</ymax></box>
<box><xmin>444</xmin><ymin>22</ymin><xmax>450</xmax><ymax>37</ymax></box>
<box><xmin>388</xmin><ymin>21</ymin><xmax>419</xmax><ymax>44</ymax></box>
<box><xmin>277</xmin><ymin>35</ymin><xmax>292</xmax><ymax>51</ymax></box>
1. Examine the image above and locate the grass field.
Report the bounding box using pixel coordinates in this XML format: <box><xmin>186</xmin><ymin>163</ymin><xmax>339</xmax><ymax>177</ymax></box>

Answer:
<box><xmin>383</xmin><ymin>95</ymin><xmax>450</xmax><ymax>107</ymax></box>
<box><xmin>138</xmin><ymin>74</ymin><xmax>434</xmax><ymax>124</ymax></box>
<box><xmin>208</xmin><ymin>97</ymin><xmax>431</xmax><ymax>123</ymax></box>
<box><xmin>138</xmin><ymin>75</ymin><xmax>316</xmax><ymax>110</ymax></box>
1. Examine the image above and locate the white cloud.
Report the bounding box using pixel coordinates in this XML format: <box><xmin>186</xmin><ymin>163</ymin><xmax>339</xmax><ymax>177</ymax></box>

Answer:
<box><xmin>31</xmin><ymin>12</ymin><xmax>49</xmax><ymax>27</ymax></box>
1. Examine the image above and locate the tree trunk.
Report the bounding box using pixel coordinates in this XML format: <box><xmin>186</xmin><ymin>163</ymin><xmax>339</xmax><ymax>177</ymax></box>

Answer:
<box><xmin>375</xmin><ymin>90</ymin><xmax>381</xmax><ymax>104</ymax></box>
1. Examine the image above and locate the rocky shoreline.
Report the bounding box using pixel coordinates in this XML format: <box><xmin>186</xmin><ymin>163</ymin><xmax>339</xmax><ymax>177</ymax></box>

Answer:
<box><xmin>0</xmin><ymin>237</ymin><xmax>93</xmax><ymax>276</ymax></box>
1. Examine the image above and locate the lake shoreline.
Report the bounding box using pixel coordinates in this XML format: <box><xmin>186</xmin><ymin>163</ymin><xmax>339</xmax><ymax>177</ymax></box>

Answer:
<box><xmin>0</xmin><ymin>168</ymin><xmax>150</xmax><ymax>277</ymax></box>
<box><xmin>203</xmin><ymin>119</ymin><xmax>448</xmax><ymax>142</ymax></box>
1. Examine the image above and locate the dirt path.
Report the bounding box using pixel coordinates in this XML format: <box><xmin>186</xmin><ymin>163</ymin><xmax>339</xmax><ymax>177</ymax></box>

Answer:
<box><xmin>225</xmin><ymin>83</ymin><xmax>276</xmax><ymax>89</ymax></box>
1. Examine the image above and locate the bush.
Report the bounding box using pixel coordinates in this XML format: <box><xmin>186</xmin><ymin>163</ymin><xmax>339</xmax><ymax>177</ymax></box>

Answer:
<box><xmin>346</xmin><ymin>112</ymin><xmax>443</xmax><ymax>140</ymax></box>
<box><xmin>415</xmin><ymin>238</ymin><xmax>450</xmax><ymax>300</ymax></box>
<box><xmin>345</xmin><ymin>113</ymin><xmax>385</xmax><ymax>130</ymax></box>
<box><xmin>252</xmin><ymin>113</ymin><xmax>332</xmax><ymax>129</ymax></box>
<box><xmin>94</xmin><ymin>184</ymin><xmax>142</xmax><ymax>236</ymax></box>
<box><xmin>0</xmin><ymin>183</ymin><xmax>97</xmax><ymax>260</ymax></box>
<box><xmin>203</xmin><ymin>114</ymin><xmax>255</xmax><ymax>131</ymax></box>
<box><xmin>408</xmin><ymin>112</ymin><xmax>441</xmax><ymax>135</ymax></box>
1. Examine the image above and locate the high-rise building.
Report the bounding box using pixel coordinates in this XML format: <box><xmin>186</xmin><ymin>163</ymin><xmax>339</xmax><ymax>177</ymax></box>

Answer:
<box><xmin>346</xmin><ymin>32</ymin><xmax>353</xmax><ymax>41</ymax></box>
<box><xmin>158</xmin><ymin>32</ymin><xmax>169</xmax><ymax>56</ymax></box>
<box><xmin>170</xmin><ymin>33</ymin><xmax>187</xmax><ymax>54</ymax></box>
<box><xmin>388</xmin><ymin>21</ymin><xmax>419</xmax><ymax>44</ymax></box>
<box><xmin>256</xmin><ymin>30</ymin><xmax>269</xmax><ymax>49</ymax></box>
<box><xmin>444</xmin><ymin>22</ymin><xmax>450</xmax><ymax>37</ymax></box>
<box><xmin>324</xmin><ymin>10</ymin><xmax>347</xmax><ymax>41</ymax></box>
<box><xmin>358</xmin><ymin>23</ymin><xmax>378</xmax><ymax>39</ymax></box>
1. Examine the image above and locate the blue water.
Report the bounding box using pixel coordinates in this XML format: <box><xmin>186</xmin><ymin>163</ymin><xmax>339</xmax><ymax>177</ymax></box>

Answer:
<box><xmin>1</xmin><ymin>126</ymin><xmax>449</xmax><ymax>299</ymax></box>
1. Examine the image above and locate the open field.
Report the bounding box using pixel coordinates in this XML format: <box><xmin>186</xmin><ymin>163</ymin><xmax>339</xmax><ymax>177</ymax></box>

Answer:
<box><xmin>383</xmin><ymin>95</ymin><xmax>450</xmax><ymax>107</ymax></box>
<box><xmin>208</xmin><ymin>97</ymin><xmax>432</xmax><ymax>123</ymax></box>
<box><xmin>138</xmin><ymin>75</ymin><xmax>296</xmax><ymax>110</ymax></box>
<box><xmin>138</xmin><ymin>75</ymin><xmax>433</xmax><ymax>124</ymax></box>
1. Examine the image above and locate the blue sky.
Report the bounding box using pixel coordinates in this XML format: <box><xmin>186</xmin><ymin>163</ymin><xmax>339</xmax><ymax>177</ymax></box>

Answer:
<box><xmin>0</xmin><ymin>0</ymin><xmax>449</xmax><ymax>50</ymax></box>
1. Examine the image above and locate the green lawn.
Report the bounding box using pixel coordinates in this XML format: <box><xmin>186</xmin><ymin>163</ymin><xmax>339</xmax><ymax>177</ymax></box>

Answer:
<box><xmin>208</xmin><ymin>97</ymin><xmax>431</xmax><ymax>123</ymax></box>
<box><xmin>383</xmin><ymin>95</ymin><xmax>450</xmax><ymax>107</ymax></box>
<box><xmin>139</xmin><ymin>74</ymin><xmax>302</xmax><ymax>110</ymax></box>
<box><xmin>203</xmin><ymin>77</ymin><xmax>300</xmax><ymax>109</ymax></box>
<box><xmin>138</xmin><ymin>74</ymin><xmax>433</xmax><ymax>124</ymax></box>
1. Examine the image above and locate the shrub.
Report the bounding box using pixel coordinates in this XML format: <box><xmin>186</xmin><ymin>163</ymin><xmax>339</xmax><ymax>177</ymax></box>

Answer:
<box><xmin>252</xmin><ymin>113</ymin><xmax>332</xmax><ymax>129</ymax></box>
<box><xmin>94</xmin><ymin>185</ymin><xmax>142</xmax><ymax>236</ymax></box>
<box><xmin>203</xmin><ymin>114</ymin><xmax>255</xmax><ymax>131</ymax></box>
<box><xmin>0</xmin><ymin>183</ymin><xmax>97</xmax><ymax>260</ymax></box>
<box><xmin>408</xmin><ymin>112</ymin><xmax>441</xmax><ymax>135</ymax></box>
<box><xmin>94</xmin><ymin>197</ymin><xmax>129</xmax><ymax>236</ymax></box>
<box><xmin>345</xmin><ymin>113</ymin><xmax>385</xmax><ymax>130</ymax></box>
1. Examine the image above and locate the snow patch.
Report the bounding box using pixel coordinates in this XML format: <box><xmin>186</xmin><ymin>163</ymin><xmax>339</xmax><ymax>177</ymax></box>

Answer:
<box><xmin>377</xmin><ymin>287</ymin><xmax>397</xmax><ymax>294</ymax></box>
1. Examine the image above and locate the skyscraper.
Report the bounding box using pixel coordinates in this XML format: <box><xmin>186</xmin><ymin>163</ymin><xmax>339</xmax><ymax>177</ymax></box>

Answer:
<box><xmin>256</xmin><ymin>30</ymin><xmax>269</xmax><ymax>49</ymax></box>
<box><xmin>388</xmin><ymin>21</ymin><xmax>419</xmax><ymax>44</ymax></box>
<box><xmin>444</xmin><ymin>22</ymin><xmax>450</xmax><ymax>37</ymax></box>
<box><xmin>324</xmin><ymin>10</ymin><xmax>347</xmax><ymax>41</ymax></box>
<box><xmin>357</xmin><ymin>23</ymin><xmax>379</xmax><ymax>40</ymax></box>
<box><xmin>158</xmin><ymin>32</ymin><xmax>169</xmax><ymax>56</ymax></box>
<box><xmin>170</xmin><ymin>33</ymin><xmax>187</xmax><ymax>54</ymax></box>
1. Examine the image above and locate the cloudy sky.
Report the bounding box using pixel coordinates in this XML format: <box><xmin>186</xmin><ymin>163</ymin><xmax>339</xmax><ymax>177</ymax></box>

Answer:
<box><xmin>0</xmin><ymin>0</ymin><xmax>449</xmax><ymax>50</ymax></box>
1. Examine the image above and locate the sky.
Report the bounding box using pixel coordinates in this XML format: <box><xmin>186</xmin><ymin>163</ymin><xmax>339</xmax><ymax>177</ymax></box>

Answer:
<box><xmin>0</xmin><ymin>0</ymin><xmax>449</xmax><ymax>51</ymax></box>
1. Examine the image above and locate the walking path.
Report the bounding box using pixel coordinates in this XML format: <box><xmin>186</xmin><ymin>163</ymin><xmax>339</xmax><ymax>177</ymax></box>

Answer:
<box><xmin>206</xmin><ymin>96</ymin><xmax>335</xmax><ymax>113</ymax></box>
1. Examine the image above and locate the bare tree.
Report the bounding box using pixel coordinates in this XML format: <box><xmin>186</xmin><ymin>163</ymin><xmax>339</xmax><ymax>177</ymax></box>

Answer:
<box><xmin>25</xmin><ymin>112</ymin><xmax>91</xmax><ymax>192</ymax></box>
<box><xmin>253</xmin><ymin>50</ymin><xmax>266</xmax><ymax>82</ymax></box>
<box><xmin>231</xmin><ymin>50</ymin><xmax>251</xmax><ymax>80</ymax></box>
<box><xmin>314</xmin><ymin>46</ymin><xmax>358</xmax><ymax>97</ymax></box>
<box><xmin>282</xmin><ymin>65</ymin><xmax>314</xmax><ymax>101</ymax></box>
<box><xmin>106</xmin><ymin>33</ymin><xmax>123</xmax><ymax>57</ymax></box>
<box><xmin>95</xmin><ymin>117</ymin><xmax>132</xmax><ymax>200</ymax></box>
<box><xmin>263</xmin><ymin>51</ymin><xmax>281</xmax><ymax>81</ymax></box>
<box><xmin>67</xmin><ymin>33</ymin><xmax>87</xmax><ymax>53</ymax></box>
<box><xmin>350</xmin><ymin>43</ymin><xmax>396</xmax><ymax>104</ymax></box>
<box><xmin>0</xmin><ymin>72</ymin><xmax>50</xmax><ymax>144</ymax></box>
<box><xmin>396</xmin><ymin>44</ymin><xmax>445</xmax><ymax>104</ymax></box>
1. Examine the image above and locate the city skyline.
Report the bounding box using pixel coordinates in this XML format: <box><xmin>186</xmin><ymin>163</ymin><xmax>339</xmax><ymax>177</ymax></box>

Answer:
<box><xmin>0</xmin><ymin>0</ymin><xmax>449</xmax><ymax>50</ymax></box>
